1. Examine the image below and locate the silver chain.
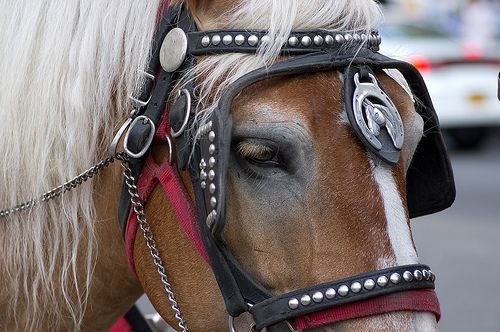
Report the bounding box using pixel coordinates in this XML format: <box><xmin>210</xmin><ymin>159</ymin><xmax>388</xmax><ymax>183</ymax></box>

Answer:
<box><xmin>0</xmin><ymin>156</ymin><xmax>117</xmax><ymax>217</ymax></box>
<box><xmin>119</xmin><ymin>155</ymin><xmax>189</xmax><ymax>332</ymax></box>
<box><xmin>0</xmin><ymin>149</ymin><xmax>189</xmax><ymax>331</ymax></box>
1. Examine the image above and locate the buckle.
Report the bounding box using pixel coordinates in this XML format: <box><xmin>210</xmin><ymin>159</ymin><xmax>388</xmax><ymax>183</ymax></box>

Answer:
<box><xmin>129</xmin><ymin>70</ymin><xmax>155</xmax><ymax>108</ymax></box>
<box><xmin>123</xmin><ymin>115</ymin><xmax>156</xmax><ymax>159</ymax></box>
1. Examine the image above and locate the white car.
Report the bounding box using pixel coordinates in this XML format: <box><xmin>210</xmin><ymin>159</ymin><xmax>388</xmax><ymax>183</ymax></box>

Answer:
<box><xmin>380</xmin><ymin>23</ymin><xmax>500</xmax><ymax>148</ymax></box>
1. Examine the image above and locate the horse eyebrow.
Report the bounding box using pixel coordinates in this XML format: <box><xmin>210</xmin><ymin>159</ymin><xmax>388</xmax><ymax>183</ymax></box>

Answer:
<box><xmin>236</xmin><ymin>141</ymin><xmax>275</xmax><ymax>158</ymax></box>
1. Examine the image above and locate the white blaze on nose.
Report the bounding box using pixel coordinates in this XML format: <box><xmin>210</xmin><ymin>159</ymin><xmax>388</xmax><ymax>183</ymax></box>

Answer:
<box><xmin>372</xmin><ymin>161</ymin><xmax>418</xmax><ymax>266</ymax></box>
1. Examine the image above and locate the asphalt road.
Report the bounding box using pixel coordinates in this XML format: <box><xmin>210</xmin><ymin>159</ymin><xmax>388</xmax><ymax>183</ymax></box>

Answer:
<box><xmin>412</xmin><ymin>130</ymin><xmax>500</xmax><ymax>332</ymax></box>
<box><xmin>137</xmin><ymin>130</ymin><xmax>500</xmax><ymax>332</ymax></box>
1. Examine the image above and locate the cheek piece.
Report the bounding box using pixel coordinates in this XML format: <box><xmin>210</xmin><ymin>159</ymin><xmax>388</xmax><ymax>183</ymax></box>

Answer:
<box><xmin>119</xmin><ymin>4</ymin><xmax>454</xmax><ymax>330</ymax></box>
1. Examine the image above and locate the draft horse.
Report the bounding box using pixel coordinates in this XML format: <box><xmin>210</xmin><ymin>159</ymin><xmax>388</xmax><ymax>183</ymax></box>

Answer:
<box><xmin>0</xmin><ymin>0</ymin><xmax>454</xmax><ymax>331</ymax></box>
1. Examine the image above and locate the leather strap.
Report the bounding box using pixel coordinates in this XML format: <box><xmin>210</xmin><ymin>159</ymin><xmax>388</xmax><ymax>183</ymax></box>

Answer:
<box><xmin>249</xmin><ymin>264</ymin><xmax>435</xmax><ymax>329</ymax></box>
<box><xmin>187</xmin><ymin>30</ymin><xmax>381</xmax><ymax>56</ymax></box>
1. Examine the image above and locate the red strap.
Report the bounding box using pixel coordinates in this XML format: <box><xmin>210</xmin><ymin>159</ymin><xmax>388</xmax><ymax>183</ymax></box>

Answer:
<box><xmin>108</xmin><ymin>317</ymin><xmax>132</xmax><ymax>332</ymax></box>
<box><xmin>125</xmin><ymin>111</ymin><xmax>209</xmax><ymax>276</ymax></box>
<box><xmin>251</xmin><ymin>289</ymin><xmax>440</xmax><ymax>331</ymax></box>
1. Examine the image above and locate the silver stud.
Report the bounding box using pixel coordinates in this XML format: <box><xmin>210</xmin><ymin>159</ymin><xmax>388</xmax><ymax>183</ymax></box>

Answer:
<box><xmin>211</xmin><ymin>34</ymin><xmax>221</xmax><ymax>46</ymax></box>
<box><xmin>300</xmin><ymin>295</ymin><xmax>311</xmax><ymax>306</ymax></box>
<box><xmin>201</xmin><ymin>36</ymin><xmax>210</xmax><ymax>47</ymax></box>
<box><xmin>200</xmin><ymin>181</ymin><xmax>207</xmax><ymax>189</ymax></box>
<box><xmin>363</xmin><ymin>279</ymin><xmax>375</xmax><ymax>290</ymax></box>
<box><xmin>351</xmin><ymin>282</ymin><xmax>362</xmax><ymax>293</ymax></box>
<box><xmin>235</xmin><ymin>34</ymin><xmax>245</xmax><ymax>45</ymax></box>
<box><xmin>312</xmin><ymin>291</ymin><xmax>324</xmax><ymax>303</ymax></box>
<box><xmin>414</xmin><ymin>270</ymin><xmax>423</xmax><ymax>281</ymax></box>
<box><xmin>301</xmin><ymin>36</ymin><xmax>312</xmax><ymax>47</ymax></box>
<box><xmin>200</xmin><ymin>170</ymin><xmax>207</xmax><ymax>181</ymax></box>
<box><xmin>369</xmin><ymin>34</ymin><xmax>377</xmax><ymax>45</ymax></box>
<box><xmin>325</xmin><ymin>35</ymin><xmax>334</xmax><ymax>45</ymax></box>
<box><xmin>208</xmin><ymin>157</ymin><xmax>216</xmax><ymax>168</ymax></box>
<box><xmin>210</xmin><ymin>196</ymin><xmax>217</xmax><ymax>208</ymax></box>
<box><xmin>206</xmin><ymin>210</ymin><xmax>217</xmax><ymax>228</ymax></box>
<box><xmin>422</xmin><ymin>269</ymin><xmax>430</xmax><ymax>280</ymax></box>
<box><xmin>288</xmin><ymin>298</ymin><xmax>299</xmax><ymax>310</ymax></box>
<box><xmin>325</xmin><ymin>288</ymin><xmax>336</xmax><ymax>299</ymax></box>
<box><xmin>403</xmin><ymin>271</ymin><xmax>413</xmax><ymax>282</ymax></box>
<box><xmin>261</xmin><ymin>35</ymin><xmax>271</xmax><ymax>44</ymax></box>
<box><xmin>248</xmin><ymin>35</ymin><xmax>258</xmax><ymax>46</ymax></box>
<box><xmin>430</xmin><ymin>271</ymin><xmax>436</xmax><ymax>282</ymax></box>
<box><xmin>353</xmin><ymin>33</ymin><xmax>361</xmax><ymax>42</ymax></box>
<box><xmin>313</xmin><ymin>35</ymin><xmax>324</xmax><ymax>46</ymax></box>
<box><xmin>377</xmin><ymin>276</ymin><xmax>388</xmax><ymax>287</ymax></box>
<box><xmin>376</xmin><ymin>34</ymin><xmax>382</xmax><ymax>45</ymax></box>
<box><xmin>390</xmin><ymin>273</ymin><xmax>401</xmax><ymax>284</ymax></box>
<box><xmin>338</xmin><ymin>285</ymin><xmax>349</xmax><ymax>296</ymax></box>
<box><xmin>344</xmin><ymin>33</ymin><xmax>353</xmax><ymax>42</ymax></box>
<box><xmin>335</xmin><ymin>34</ymin><xmax>345</xmax><ymax>43</ymax></box>
<box><xmin>159</xmin><ymin>28</ymin><xmax>188</xmax><ymax>73</ymax></box>
<box><xmin>209</xmin><ymin>183</ymin><xmax>216</xmax><ymax>194</ymax></box>
<box><xmin>208</xmin><ymin>131</ymin><xmax>215</xmax><ymax>142</ymax></box>
<box><xmin>222</xmin><ymin>35</ymin><xmax>233</xmax><ymax>45</ymax></box>
<box><xmin>199</xmin><ymin>159</ymin><xmax>206</xmax><ymax>169</ymax></box>
<box><xmin>361</xmin><ymin>33</ymin><xmax>368</xmax><ymax>41</ymax></box>
<box><xmin>288</xmin><ymin>36</ymin><xmax>299</xmax><ymax>47</ymax></box>
<box><xmin>208</xmin><ymin>170</ymin><xmax>215</xmax><ymax>181</ymax></box>
<box><xmin>209</xmin><ymin>144</ymin><xmax>216</xmax><ymax>155</ymax></box>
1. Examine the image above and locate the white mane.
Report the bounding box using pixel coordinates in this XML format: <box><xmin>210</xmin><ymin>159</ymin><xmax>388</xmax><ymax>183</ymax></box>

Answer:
<box><xmin>0</xmin><ymin>0</ymin><xmax>161</xmax><ymax>330</ymax></box>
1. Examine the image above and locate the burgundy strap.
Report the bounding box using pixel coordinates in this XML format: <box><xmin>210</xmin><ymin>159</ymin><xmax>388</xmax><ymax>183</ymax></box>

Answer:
<box><xmin>109</xmin><ymin>317</ymin><xmax>132</xmax><ymax>332</ymax></box>
<box><xmin>125</xmin><ymin>111</ymin><xmax>209</xmax><ymax>276</ymax></box>
<box><xmin>251</xmin><ymin>289</ymin><xmax>440</xmax><ymax>331</ymax></box>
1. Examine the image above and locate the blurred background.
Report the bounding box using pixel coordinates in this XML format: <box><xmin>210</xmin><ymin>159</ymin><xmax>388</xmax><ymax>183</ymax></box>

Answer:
<box><xmin>381</xmin><ymin>0</ymin><xmax>500</xmax><ymax>331</ymax></box>
<box><xmin>136</xmin><ymin>1</ymin><xmax>500</xmax><ymax>331</ymax></box>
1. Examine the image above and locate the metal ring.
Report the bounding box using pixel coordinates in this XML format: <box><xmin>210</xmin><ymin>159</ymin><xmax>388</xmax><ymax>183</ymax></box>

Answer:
<box><xmin>171</xmin><ymin>89</ymin><xmax>191</xmax><ymax>138</ymax></box>
<box><xmin>123</xmin><ymin>115</ymin><xmax>156</xmax><ymax>159</ymax></box>
<box><xmin>166</xmin><ymin>135</ymin><xmax>173</xmax><ymax>165</ymax></box>
<box><xmin>108</xmin><ymin>117</ymin><xmax>133</xmax><ymax>157</ymax></box>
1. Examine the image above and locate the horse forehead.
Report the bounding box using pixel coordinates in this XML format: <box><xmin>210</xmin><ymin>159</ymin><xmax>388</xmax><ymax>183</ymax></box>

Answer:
<box><xmin>231</xmin><ymin>71</ymin><xmax>343</xmax><ymax>125</ymax></box>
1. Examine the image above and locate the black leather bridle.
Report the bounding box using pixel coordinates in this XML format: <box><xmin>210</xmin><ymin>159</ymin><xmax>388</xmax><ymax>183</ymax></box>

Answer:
<box><xmin>120</xmin><ymin>5</ymin><xmax>455</xmax><ymax>330</ymax></box>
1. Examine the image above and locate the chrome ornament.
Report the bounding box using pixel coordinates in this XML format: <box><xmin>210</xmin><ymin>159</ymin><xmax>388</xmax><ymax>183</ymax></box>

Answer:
<box><xmin>288</xmin><ymin>298</ymin><xmax>299</xmax><ymax>310</ymax></box>
<box><xmin>325</xmin><ymin>35</ymin><xmax>334</xmax><ymax>45</ymax></box>
<box><xmin>160</xmin><ymin>28</ymin><xmax>188</xmax><ymax>73</ymax></box>
<box><xmin>377</xmin><ymin>276</ymin><xmax>388</xmax><ymax>287</ymax></box>
<box><xmin>363</xmin><ymin>279</ymin><xmax>376</xmax><ymax>290</ymax></box>
<box><xmin>390</xmin><ymin>273</ymin><xmax>401</xmax><ymax>284</ymax></box>
<box><xmin>300</xmin><ymin>295</ymin><xmax>311</xmax><ymax>306</ymax></box>
<box><xmin>201</xmin><ymin>35</ymin><xmax>210</xmax><ymax>47</ymax></box>
<box><xmin>352</xmin><ymin>72</ymin><xmax>404</xmax><ymax>161</ymax></box>
<box><xmin>403</xmin><ymin>271</ymin><xmax>414</xmax><ymax>282</ymax></box>
<box><xmin>235</xmin><ymin>34</ymin><xmax>245</xmax><ymax>45</ymax></box>
<box><xmin>325</xmin><ymin>288</ymin><xmax>336</xmax><ymax>299</ymax></box>
<box><xmin>313</xmin><ymin>35</ymin><xmax>324</xmax><ymax>46</ymax></box>
<box><xmin>288</xmin><ymin>36</ymin><xmax>299</xmax><ymax>47</ymax></box>
<box><xmin>350</xmin><ymin>282</ymin><xmax>362</xmax><ymax>293</ymax></box>
<box><xmin>312</xmin><ymin>291</ymin><xmax>324</xmax><ymax>303</ymax></box>
<box><xmin>338</xmin><ymin>285</ymin><xmax>349</xmax><ymax>296</ymax></box>
<box><xmin>211</xmin><ymin>34</ymin><xmax>221</xmax><ymax>46</ymax></box>
<box><xmin>301</xmin><ymin>36</ymin><xmax>312</xmax><ymax>47</ymax></box>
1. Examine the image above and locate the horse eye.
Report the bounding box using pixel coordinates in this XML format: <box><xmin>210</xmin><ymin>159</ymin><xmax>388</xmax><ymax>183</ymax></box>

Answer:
<box><xmin>236</xmin><ymin>142</ymin><xmax>280</xmax><ymax>166</ymax></box>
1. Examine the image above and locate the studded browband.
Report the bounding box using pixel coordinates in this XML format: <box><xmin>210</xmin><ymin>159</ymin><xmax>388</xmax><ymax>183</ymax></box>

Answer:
<box><xmin>120</xmin><ymin>5</ymin><xmax>441</xmax><ymax>330</ymax></box>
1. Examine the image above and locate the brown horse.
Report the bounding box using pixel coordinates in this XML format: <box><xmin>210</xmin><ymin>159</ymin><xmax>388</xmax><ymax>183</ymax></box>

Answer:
<box><xmin>0</xmin><ymin>0</ymin><xmax>453</xmax><ymax>331</ymax></box>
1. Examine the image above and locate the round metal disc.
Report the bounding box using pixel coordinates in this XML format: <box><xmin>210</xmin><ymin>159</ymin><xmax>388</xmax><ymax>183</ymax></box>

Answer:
<box><xmin>160</xmin><ymin>28</ymin><xmax>188</xmax><ymax>73</ymax></box>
